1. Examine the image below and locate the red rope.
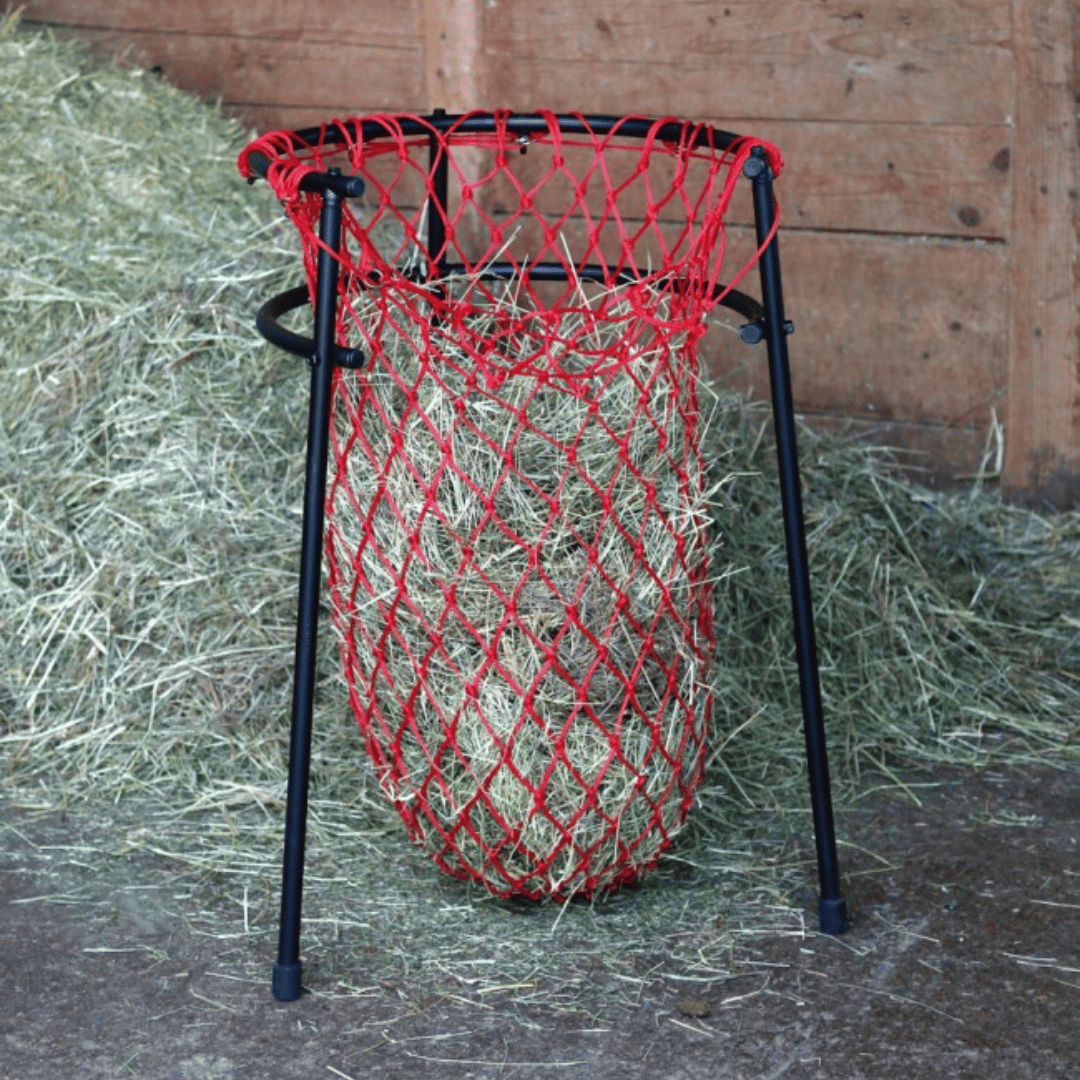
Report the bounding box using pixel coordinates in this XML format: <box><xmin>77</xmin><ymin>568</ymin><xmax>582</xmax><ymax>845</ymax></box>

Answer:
<box><xmin>241</xmin><ymin>114</ymin><xmax>780</xmax><ymax>899</ymax></box>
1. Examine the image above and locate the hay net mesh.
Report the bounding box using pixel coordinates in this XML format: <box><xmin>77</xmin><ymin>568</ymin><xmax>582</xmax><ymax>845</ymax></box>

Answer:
<box><xmin>239</xmin><ymin>112</ymin><xmax>783</xmax><ymax>900</ymax></box>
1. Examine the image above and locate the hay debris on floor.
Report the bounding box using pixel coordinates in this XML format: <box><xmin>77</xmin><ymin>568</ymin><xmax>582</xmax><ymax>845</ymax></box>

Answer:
<box><xmin>1</xmin><ymin>13</ymin><xmax>1078</xmax><ymax>1000</ymax></box>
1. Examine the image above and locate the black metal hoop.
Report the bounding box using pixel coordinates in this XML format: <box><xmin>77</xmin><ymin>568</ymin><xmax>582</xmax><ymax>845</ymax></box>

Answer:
<box><xmin>243</xmin><ymin>111</ymin><xmax>752</xmax><ymax>192</ymax></box>
<box><xmin>255</xmin><ymin>274</ymin><xmax>771</xmax><ymax>371</ymax></box>
<box><xmin>249</xmin><ymin>112</ymin><xmax>777</xmax><ymax>365</ymax></box>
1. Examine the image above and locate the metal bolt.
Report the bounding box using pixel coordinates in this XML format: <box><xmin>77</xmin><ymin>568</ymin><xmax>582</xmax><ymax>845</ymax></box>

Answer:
<box><xmin>742</xmin><ymin>153</ymin><xmax>767</xmax><ymax>180</ymax></box>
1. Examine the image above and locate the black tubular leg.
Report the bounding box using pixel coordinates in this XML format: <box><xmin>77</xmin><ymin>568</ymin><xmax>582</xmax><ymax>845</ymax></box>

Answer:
<box><xmin>745</xmin><ymin>150</ymin><xmax>849</xmax><ymax>935</ymax></box>
<box><xmin>427</xmin><ymin>108</ymin><xmax>449</xmax><ymax>281</ymax></box>
<box><xmin>272</xmin><ymin>184</ymin><xmax>344</xmax><ymax>1001</ymax></box>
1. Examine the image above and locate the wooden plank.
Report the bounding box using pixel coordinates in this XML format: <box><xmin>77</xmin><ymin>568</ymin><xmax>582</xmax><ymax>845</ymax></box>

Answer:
<box><xmin>804</xmin><ymin>415</ymin><xmax>995</xmax><ymax>491</ymax></box>
<box><xmin>46</xmin><ymin>26</ymin><xmax>424</xmax><ymax>113</ymax></box>
<box><xmin>224</xmin><ymin>105</ymin><xmax>365</xmax><ymax>134</ymax></box>
<box><xmin>701</xmin><ymin>229</ymin><xmax>1009</xmax><ymax>428</ymax></box>
<box><xmin>720</xmin><ymin>120</ymin><xmax>1011</xmax><ymax>240</ymax></box>
<box><xmin>423</xmin><ymin>0</ymin><xmax>482</xmax><ymax>111</ymax></box>
<box><xmin>481</xmin><ymin>0</ymin><xmax>1013</xmax><ymax>126</ymax></box>
<box><xmin>1002</xmin><ymin>0</ymin><xmax>1080</xmax><ymax>505</ymax></box>
<box><xmin>20</xmin><ymin>0</ymin><xmax>422</xmax><ymax>47</ymax></box>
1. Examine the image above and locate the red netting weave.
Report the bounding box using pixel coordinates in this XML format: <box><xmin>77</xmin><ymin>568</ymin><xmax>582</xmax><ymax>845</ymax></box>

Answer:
<box><xmin>239</xmin><ymin>112</ymin><xmax>782</xmax><ymax>900</ymax></box>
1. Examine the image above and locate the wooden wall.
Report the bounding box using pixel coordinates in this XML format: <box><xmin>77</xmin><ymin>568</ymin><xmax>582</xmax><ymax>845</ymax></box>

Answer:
<box><xmin>20</xmin><ymin>0</ymin><xmax>1080</xmax><ymax>505</ymax></box>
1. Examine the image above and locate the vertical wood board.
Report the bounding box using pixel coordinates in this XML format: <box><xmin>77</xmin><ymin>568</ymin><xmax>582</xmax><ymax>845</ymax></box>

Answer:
<box><xmin>422</xmin><ymin>0</ymin><xmax>481</xmax><ymax>111</ymax></box>
<box><xmin>1003</xmin><ymin>0</ymin><xmax>1080</xmax><ymax>501</ymax></box>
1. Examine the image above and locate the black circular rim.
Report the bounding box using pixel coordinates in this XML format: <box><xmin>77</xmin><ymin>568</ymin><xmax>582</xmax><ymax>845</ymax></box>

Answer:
<box><xmin>243</xmin><ymin>111</ymin><xmax>751</xmax><ymax>185</ymax></box>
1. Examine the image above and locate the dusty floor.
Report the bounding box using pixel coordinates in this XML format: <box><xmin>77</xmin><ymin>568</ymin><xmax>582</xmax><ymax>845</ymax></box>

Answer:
<box><xmin>2</xmin><ymin>765</ymin><xmax>1077</xmax><ymax>1079</ymax></box>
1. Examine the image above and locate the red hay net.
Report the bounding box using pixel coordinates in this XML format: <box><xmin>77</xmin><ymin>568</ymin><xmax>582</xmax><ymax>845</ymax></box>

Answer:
<box><xmin>240</xmin><ymin>112</ymin><xmax>782</xmax><ymax>900</ymax></box>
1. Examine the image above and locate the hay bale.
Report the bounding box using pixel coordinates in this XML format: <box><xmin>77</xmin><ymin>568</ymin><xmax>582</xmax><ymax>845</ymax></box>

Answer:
<box><xmin>328</xmin><ymin>278</ymin><xmax>713</xmax><ymax>897</ymax></box>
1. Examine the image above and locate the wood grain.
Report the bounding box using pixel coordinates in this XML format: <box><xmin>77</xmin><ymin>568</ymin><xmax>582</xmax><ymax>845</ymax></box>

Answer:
<box><xmin>423</xmin><ymin>0</ymin><xmax>482</xmax><ymax>111</ymax></box>
<box><xmin>20</xmin><ymin>0</ymin><xmax>422</xmax><ymax>46</ymax></box>
<box><xmin>702</xmin><ymin>229</ymin><xmax>1009</xmax><ymax>427</ymax></box>
<box><xmin>45</xmin><ymin>26</ymin><xmax>424</xmax><ymax>113</ymax></box>
<box><xmin>1002</xmin><ymin>0</ymin><xmax>1080</xmax><ymax>500</ymax></box>
<box><xmin>481</xmin><ymin>0</ymin><xmax>1013</xmax><ymax>126</ymax></box>
<box><xmin>722</xmin><ymin>120</ymin><xmax>1011</xmax><ymax>240</ymax></box>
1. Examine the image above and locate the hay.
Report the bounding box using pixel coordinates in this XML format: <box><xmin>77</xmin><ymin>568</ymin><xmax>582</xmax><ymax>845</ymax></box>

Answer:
<box><xmin>703</xmin><ymin>410</ymin><xmax>1080</xmax><ymax>793</ymax></box>
<box><xmin>1</xmin><ymin>12</ymin><xmax>1078</xmax><ymax>1003</ymax></box>
<box><xmin>0</xmin><ymin>13</ymin><xmax>304</xmax><ymax>795</ymax></box>
<box><xmin>329</xmin><ymin>275</ymin><xmax>711</xmax><ymax>896</ymax></box>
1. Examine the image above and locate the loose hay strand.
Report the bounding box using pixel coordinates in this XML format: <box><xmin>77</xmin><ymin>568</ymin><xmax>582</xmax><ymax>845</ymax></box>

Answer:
<box><xmin>1</xmin><ymin>12</ymin><xmax>1079</xmax><ymax>1004</ymax></box>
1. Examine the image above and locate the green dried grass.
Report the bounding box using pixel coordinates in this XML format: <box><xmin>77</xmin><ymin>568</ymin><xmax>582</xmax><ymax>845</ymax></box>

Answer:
<box><xmin>2</xmin><ymin>14</ymin><xmax>1078</xmax><ymax>1004</ymax></box>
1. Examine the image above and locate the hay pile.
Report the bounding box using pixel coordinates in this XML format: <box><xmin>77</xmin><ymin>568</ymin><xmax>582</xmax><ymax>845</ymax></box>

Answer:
<box><xmin>2</xmin><ymin>13</ymin><xmax>1078</xmax><ymax>999</ymax></box>
<box><xmin>0</xmin><ymin>14</ymin><xmax>303</xmax><ymax>796</ymax></box>
<box><xmin>330</xmin><ymin>278</ymin><xmax>711</xmax><ymax>897</ymax></box>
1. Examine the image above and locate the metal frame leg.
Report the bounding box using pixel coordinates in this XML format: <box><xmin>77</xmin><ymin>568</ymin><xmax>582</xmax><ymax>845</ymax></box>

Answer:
<box><xmin>272</xmin><ymin>185</ymin><xmax>344</xmax><ymax>1001</ymax></box>
<box><xmin>745</xmin><ymin>149</ymin><xmax>849</xmax><ymax>935</ymax></box>
<box><xmin>427</xmin><ymin>107</ymin><xmax>450</xmax><ymax>280</ymax></box>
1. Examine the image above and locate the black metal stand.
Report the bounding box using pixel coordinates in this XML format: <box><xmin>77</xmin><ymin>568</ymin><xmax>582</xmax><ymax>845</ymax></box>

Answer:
<box><xmin>271</xmin><ymin>181</ymin><xmax>344</xmax><ymax>1003</ymax></box>
<box><xmin>254</xmin><ymin>116</ymin><xmax>847</xmax><ymax>1002</ymax></box>
<box><xmin>744</xmin><ymin>149</ymin><xmax>849</xmax><ymax>935</ymax></box>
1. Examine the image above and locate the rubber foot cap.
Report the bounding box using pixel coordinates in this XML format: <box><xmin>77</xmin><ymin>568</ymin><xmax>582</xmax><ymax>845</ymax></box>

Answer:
<box><xmin>272</xmin><ymin>961</ymin><xmax>303</xmax><ymax>1001</ymax></box>
<box><xmin>819</xmin><ymin>895</ymin><xmax>850</xmax><ymax>935</ymax></box>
